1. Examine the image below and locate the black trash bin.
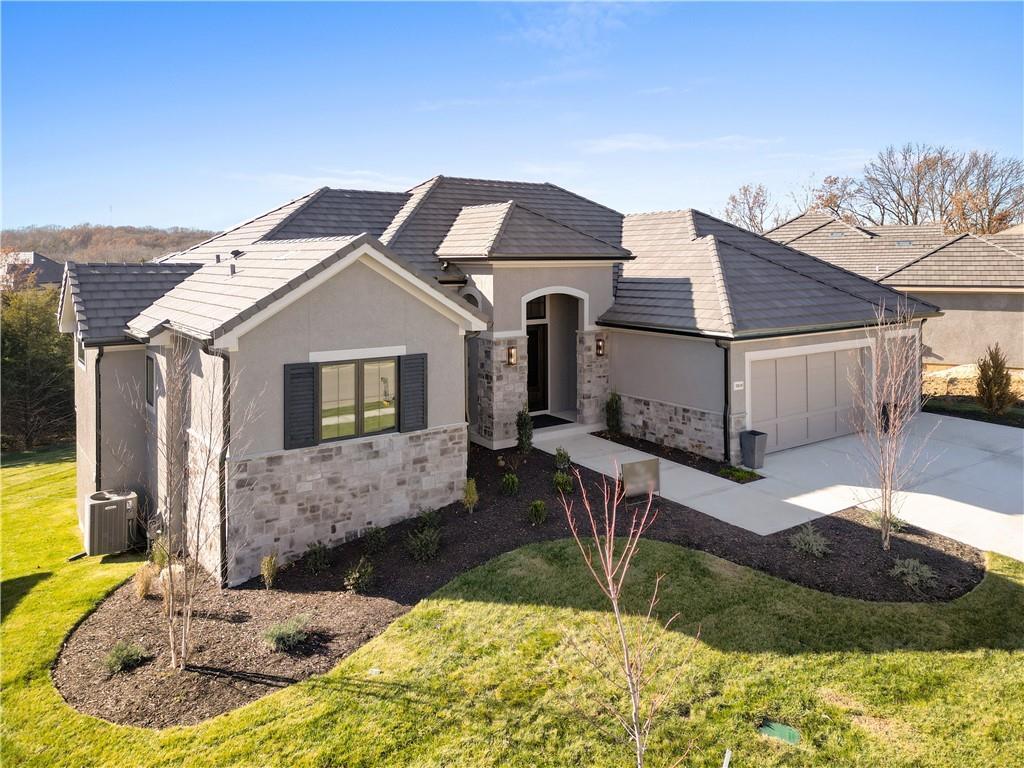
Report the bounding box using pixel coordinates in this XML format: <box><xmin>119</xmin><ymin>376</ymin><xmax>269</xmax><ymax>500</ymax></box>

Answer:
<box><xmin>740</xmin><ymin>430</ymin><xmax>767</xmax><ymax>469</ymax></box>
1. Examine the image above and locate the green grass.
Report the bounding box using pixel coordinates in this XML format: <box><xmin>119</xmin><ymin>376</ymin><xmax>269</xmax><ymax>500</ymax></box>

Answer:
<box><xmin>716</xmin><ymin>465</ymin><xmax>762</xmax><ymax>483</ymax></box>
<box><xmin>923</xmin><ymin>396</ymin><xmax>1024</xmax><ymax>428</ymax></box>
<box><xmin>3</xmin><ymin>449</ymin><xmax>1024</xmax><ymax>766</ymax></box>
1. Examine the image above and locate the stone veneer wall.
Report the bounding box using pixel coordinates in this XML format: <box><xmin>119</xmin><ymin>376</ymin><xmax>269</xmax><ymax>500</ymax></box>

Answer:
<box><xmin>471</xmin><ymin>335</ymin><xmax>527</xmax><ymax>446</ymax></box>
<box><xmin>224</xmin><ymin>423</ymin><xmax>467</xmax><ymax>586</ymax></box>
<box><xmin>620</xmin><ymin>393</ymin><xmax>743</xmax><ymax>465</ymax></box>
<box><xmin>577</xmin><ymin>330</ymin><xmax>609</xmax><ymax>425</ymax></box>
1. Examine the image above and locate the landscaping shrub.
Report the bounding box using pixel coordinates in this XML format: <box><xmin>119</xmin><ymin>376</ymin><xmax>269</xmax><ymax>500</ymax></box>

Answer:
<box><xmin>344</xmin><ymin>557</ymin><xmax>375</xmax><ymax>593</ymax></box>
<box><xmin>303</xmin><ymin>541</ymin><xmax>331</xmax><ymax>575</ymax></box>
<box><xmin>554</xmin><ymin>446</ymin><xmax>572</xmax><ymax>471</ymax></box>
<box><xmin>500</xmin><ymin>472</ymin><xmax>520</xmax><ymax>496</ymax></box>
<box><xmin>417</xmin><ymin>507</ymin><xmax>442</xmax><ymax>530</ymax></box>
<box><xmin>717</xmin><ymin>466</ymin><xmax>760</xmax><ymax>483</ymax></box>
<box><xmin>463</xmin><ymin>478</ymin><xmax>479</xmax><ymax>514</ymax></box>
<box><xmin>869</xmin><ymin>509</ymin><xmax>909</xmax><ymax>534</ymax></box>
<box><xmin>527</xmin><ymin>499</ymin><xmax>548</xmax><ymax>527</ymax></box>
<box><xmin>362</xmin><ymin>526</ymin><xmax>387</xmax><ymax>556</ymax></box>
<box><xmin>605</xmin><ymin>391</ymin><xmax>623</xmax><ymax>435</ymax></box>
<box><xmin>132</xmin><ymin>563</ymin><xmax>155</xmax><ymax>601</ymax></box>
<box><xmin>404</xmin><ymin>525</ymin><xmax>441</xmax><ymax>562</ymax></box>
<box><xmin>516</xmin><ymin>405</ymin><xmax>533</xmax><ymax>454</ymax></box>
<box><xmin>150</xmin><ymin>533</ymin><xmax>169</xmax><ymax>569</ymax></box>
<box><xmin>552</xmin><ymin>470</ymin><xmax>574</xmax><ymax>495</ymax></box>
<box><xmin>105</xmin><ymin>641</ymin><xmax>147</xmax><ymax>675</ymax></box>
<box><xmin>891</xmin><ymin>558</ymin><xmax>937</xmax><ymax>594</ymax></box>
<box><xmin>264</xmin><ymin>615</ymin><xmax>310</xmax><ymax>653</ymax></box>
<box><xmin>789</xmin><ymin>524</ymin><xmax>831</xmax><ymax>559</ymax></box>
<box><xmin>977</xmin><ymin>343</ymin><xmax>1016</xmax><ymax>416</ymax></box>
<box><xmin>261</xmin><ymin>553</ymin><xmax>278</xmax><ymax>590</ymax></box>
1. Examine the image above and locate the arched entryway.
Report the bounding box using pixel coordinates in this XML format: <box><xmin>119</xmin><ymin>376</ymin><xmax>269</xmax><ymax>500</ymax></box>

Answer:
<box><xmin>521</xmin><ymin>288</ymin><xmax>585</xmax><ymax>423</ymax></box>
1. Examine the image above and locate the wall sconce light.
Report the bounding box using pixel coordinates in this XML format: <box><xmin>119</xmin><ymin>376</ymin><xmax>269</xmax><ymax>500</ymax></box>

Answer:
<box><xmin>596</xmin><ymin>337</ymin><xmax>606</xmax><ymax>357</ymax></box>
<box><xmin>506</xmin><ymin>345</ymin><xmax>518</xmax><ymax>366</ymax></box>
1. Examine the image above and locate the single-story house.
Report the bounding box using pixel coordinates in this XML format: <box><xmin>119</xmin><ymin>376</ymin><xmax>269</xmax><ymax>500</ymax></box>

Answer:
<box><xmin>59</xmin><ymin>177</ymin><xmax>937</xmax><ymax>585</ymax></box>
<box><xmin>767</xmin><ymin>212</ymin><xmax>1024</xmax><ymax>368</ymax></box>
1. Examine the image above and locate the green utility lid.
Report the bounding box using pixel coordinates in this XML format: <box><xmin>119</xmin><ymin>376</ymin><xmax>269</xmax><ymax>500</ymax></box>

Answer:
<box><xmin>757</xmin><ymin>720</ymin><xmax>800</xmax><ymax>744</ymax></box>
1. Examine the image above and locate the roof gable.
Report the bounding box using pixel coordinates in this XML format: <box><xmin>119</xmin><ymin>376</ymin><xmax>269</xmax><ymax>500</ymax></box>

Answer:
<box><xmin>882</xmin><ymin>233</ymin><xmax>1024</xmax><ymax>288</ymax></box>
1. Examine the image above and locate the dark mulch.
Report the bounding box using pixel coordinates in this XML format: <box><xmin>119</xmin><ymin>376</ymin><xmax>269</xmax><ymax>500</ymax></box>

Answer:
<box><xmin>594</xmin><ymin>430</ymin><xmax>763</xmax><ymax>483</ymax></box>
<box><xmin>54</xmin><ymin>443</ymin><xmax>985</xmax><ymax>728</ymax></box>
<box><xmin>923</xmin><ymin>396</ymin><xmax>1024</xmax><ymax>429</ymax></box>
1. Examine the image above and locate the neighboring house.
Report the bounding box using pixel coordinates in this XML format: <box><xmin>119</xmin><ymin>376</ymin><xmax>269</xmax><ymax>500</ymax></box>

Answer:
<box><xmin>58</xmin><ymin>177</ymin><xmax>936</xmax><ymax>585</ymax></box>
<box><xmin>767</xmin><ymin>213</ymin><xmax>1024</xmax><ymax>368</ymax></box>
<box><xmin>1</xmin><ymin>250</ymin><xmax>64</xmax><ymax>288</ymax></box>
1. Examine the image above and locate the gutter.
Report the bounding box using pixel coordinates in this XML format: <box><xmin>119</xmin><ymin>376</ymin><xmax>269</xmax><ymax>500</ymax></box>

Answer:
<box><xmin>94</xmin><ymin>346</ymin><xmax>104</xmax><ymax>489</ymax></box>
<box><xmin>204</xmin><ymin>344</ymin><xmax>231</xmax><ymax>588</ymax></box>
<box><xmin>714</xmin><ymin>340</ymin><xmax>731</xmax><ymax>465</ymax></box>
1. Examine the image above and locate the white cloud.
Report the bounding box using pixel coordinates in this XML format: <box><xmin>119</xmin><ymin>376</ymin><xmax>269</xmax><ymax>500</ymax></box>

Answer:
<box><xmin>512</xmin><ymin>3</ymin><xmax>637</xmax><ymax>53</ymax></box>
<box><xmin>578</xmin><ymin>133</ymin><xmax>783</xmax><ymax>154</ymax></box>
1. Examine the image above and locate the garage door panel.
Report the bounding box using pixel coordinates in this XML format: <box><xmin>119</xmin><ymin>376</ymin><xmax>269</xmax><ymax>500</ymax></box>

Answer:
<box><xmin>778</xmin><ymin>417</ymin><xmax>809</xmax><ymax>449</ymax></box>
<box><xmin>835</xmin><ymin>349</ymin><xmax>859</xmax><ymax>407</ymax></box>
<box><xmin>776</xmin><ymin>356</ymin><xmax>808</xmax><ymax>417</ymax></box>
<box><xmin>808</xmin><ymin>411</ymin><xmax>838</xmax><ymax>442</ymax></box>
<box><xmin>807</xmin><ymin>352</ymin><xmax>837</xmax><ymax>411</ymax></box>
<box><xmin>750</xmin><ymin>359</ymin><xmax>777</xmax><ymax>422</ymax></box>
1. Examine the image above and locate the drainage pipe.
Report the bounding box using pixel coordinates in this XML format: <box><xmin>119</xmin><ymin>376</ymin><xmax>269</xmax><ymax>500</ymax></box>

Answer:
<box><xmin>205</xmin><ymin>344</ymin><xmax>231</xmax><ymax>588</ymax></box>
<box><xmin>714</xmin><ymin>340</ymin><xmax>731</xmax><ymax>465</ymax></box>
<box><xmin>94</xmin><ymin>346</ymin><xmax>104</xmax><ymax>489</ymax></box>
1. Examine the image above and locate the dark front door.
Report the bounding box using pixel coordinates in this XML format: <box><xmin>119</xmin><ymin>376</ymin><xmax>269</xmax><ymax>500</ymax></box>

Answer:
<box><xmin>527</xmin><ymin>324</ymin><xmax>548</xmax><ymax>412</ymax></box>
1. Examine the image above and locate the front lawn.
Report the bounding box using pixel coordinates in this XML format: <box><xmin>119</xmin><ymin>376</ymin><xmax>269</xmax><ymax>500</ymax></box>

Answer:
<box><xmin>3</xmin><ymin>449</ymin><xmax>1024</xmax><ymax>767</ymax></box>
<box><xmin>923</xmin><ymin>396</ymin><xmax>1024</xmax><ymax>428</ymax></box>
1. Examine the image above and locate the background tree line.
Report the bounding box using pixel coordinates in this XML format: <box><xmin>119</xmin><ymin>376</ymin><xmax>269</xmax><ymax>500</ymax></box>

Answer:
<box><xmin>1</xmin><ymin>224</ymin><xmax>213</xmax><ymax>263</ymax></box>
<box><xmin>723</xmin><ymin>142</ymin><xmax>1024</xmax><ymax>234</ymax></box>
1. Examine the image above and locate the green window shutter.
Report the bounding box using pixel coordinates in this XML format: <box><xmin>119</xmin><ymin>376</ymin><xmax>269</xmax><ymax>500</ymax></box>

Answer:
<box><xmin>399</xmin><ymin>354</ymin><xmax>427</xmax><ymax>432</ymax></box>
<box><xmin>284</xmin><ymin>363</ymin><xmax>318</xmax><ymax>449</ymax></box>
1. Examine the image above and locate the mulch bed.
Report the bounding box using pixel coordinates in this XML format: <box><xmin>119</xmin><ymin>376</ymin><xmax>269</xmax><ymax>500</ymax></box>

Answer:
<box><xmin>593</xmin><ymin>430</ymin><xmax>762</xmax><ymax>482</ymax></box>
<box><xmin>923</xmin><ymin>396</ymin><xmax>1024</xmax><ymax>429</ymax></box>
<box><xmin>54</xmin><ymin>443</ymin><xmax>985</xmax><ymax>728</ymax></box>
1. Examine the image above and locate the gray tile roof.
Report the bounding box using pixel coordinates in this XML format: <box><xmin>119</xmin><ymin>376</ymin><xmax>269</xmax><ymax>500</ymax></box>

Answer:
<box><xmin>765</xmin><ymin>212</ymin><xmax>948</xmax><ymax>278</ymax></box>
<box><xmin>381</xmin><ymin>176</ymin><xmax>625</xmax><ymax>276</ymax></box>
<box><xmin>3</xmin><ymin>251</ymin><xmax>64</xmax><ymax>285</ymax></box>
<box><xmin>600</xmin><ymin>210</ymin><xmax>938</xmax><ymax>338</ymax></box>
<box><xmin>60</xmin><ymin>262</ymin><xmax>201</xmax><ymax>344</ymax></box>
<box><xmin>264</xmin><ymin>188</ymin><xmax>410</xmax><ymax>240</ymax></box>
<box><xmin>882</xmin><ymin>233</ymin><xmax>1024</xmax><ymax>288</ymax></box>
<box><xmin>435</xmin><ymin>200</ymin><xmax>629</xmax><ymax>260</ymax></box>
<box><xmin>128</xmin><ymin>234</ymin><xmax>486</xmax><ymax>342</ymax></box>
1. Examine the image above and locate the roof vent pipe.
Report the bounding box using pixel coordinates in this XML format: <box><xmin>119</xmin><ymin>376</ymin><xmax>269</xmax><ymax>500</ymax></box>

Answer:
<box><xmin>229</xmin><ymin>263</ymin><xmax>236</xmax><ymax>276</ymax></box>
<box><xmin>214</xmin><ymin>254</ymin><xmax>221</xmax><ymax>263</ymax></box>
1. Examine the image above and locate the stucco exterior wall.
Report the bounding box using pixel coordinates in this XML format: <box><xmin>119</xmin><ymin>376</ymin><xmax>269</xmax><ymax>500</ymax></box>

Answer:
<box><xmin>548</xmin><ymin>293</ymin><xmax>579</xmax><ymax>414</ymax></box>
<box><xmin>98</xmin><ymin>347</ymin><xmax>149</xmax><ymax>495</ymax></box>
<box><xmin>232</xmin><ymin>258</ymin><xmax>467</xmax><ymax>456</ymax></box>
<box><xmin>74</xmin><ymin>347</ymin><xmax>97</xmax><ymax>528</ymax></box>
<box><xmin>907</xmin><ymin>291</ymin><xmax>1024</xmax><ymax>368</ymax></box>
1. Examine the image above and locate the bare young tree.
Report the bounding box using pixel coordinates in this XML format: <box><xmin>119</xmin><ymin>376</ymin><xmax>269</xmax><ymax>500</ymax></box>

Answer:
<box><xmin>849</xmin><ymin>302</ymin><xmax>931</xmax><ymax>551</ymax></box>
<box><xmin>723</xmin><ymin>183</ymin><xmax>785</xmax><ymax>233</ymax></box>
<box><xmin>560</xmin><ymin>469</ymin><xmax>696</xmax><ymax>768</ymax></box>
<box><xmin>949</xmin><ymin>151</ymin><xmax>1024</xmax><ymax>234</ymax></box>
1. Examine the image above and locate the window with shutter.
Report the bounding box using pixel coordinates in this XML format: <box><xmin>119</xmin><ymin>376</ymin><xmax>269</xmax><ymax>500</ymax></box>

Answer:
<box><xmin>283</xmin><ymin>363</ymin><xmax>318</xmax><ymax>449</ymax></box>
<box><xmin>399</xmin><ymin>353</ymin><xmax>428</xmax><ymax>432</ymax></box>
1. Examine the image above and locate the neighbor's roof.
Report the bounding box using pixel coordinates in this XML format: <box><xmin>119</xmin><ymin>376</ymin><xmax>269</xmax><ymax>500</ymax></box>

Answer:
<box><xmin>3</xmin><ymin>251</ymin><xmax>64</xmax><ymax>285</ymax></box>
<box><xmin>764</xmin><ymin>212</ymin><xmax>948</xmax><ymax>278</ymax></box>
<box><xmin>881</xmin><ymin>233</ymin><xmax>1024</xmax><ymax>288</ymax></box>
<box><xmin>59</xmin><ymin>262</ymin><xmax>201</xmax><ymax>345</ymax></box>
<box><xmin>435</xmin><ymin>200</ymin><xmax>629</xmax><ymax>260</ymax></box>
<box><xmin>128</xmin><ymin>234</ymin><xmax>486</xmax><ymax>342</ymax></box>
<box><xmin>599</xmin><ymin>210</ymin><xmax>939</xmax><ymax>338</ymax></box>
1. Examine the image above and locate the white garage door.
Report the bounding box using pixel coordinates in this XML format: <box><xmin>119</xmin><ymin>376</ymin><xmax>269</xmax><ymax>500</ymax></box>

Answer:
<box><xmin>750</xmin><ymin>348</ymin><xmax>862</xmax><ymax>453</ymax></box>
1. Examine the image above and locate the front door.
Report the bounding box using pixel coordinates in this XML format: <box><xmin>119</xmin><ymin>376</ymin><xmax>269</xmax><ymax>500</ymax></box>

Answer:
<box><xmin>527</xmin><ymin>324</ymin><xmax>548</xmax><ymax>412</ymax></box>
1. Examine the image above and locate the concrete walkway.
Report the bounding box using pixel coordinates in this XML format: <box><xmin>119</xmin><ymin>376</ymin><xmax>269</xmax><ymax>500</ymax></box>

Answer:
<box><xmin>535</xmin><ymin>413</ymin><xmax>1024</xmax><ymax>559</ymax></box>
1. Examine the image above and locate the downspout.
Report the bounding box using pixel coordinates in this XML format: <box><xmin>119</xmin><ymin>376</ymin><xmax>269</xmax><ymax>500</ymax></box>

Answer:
<box><xmin>206</xmin><ymin>345</ymin><xmax>231</xmax><ymax>588</ymax></box>
<box><xmin>714</xmin><ymin>340</ymin><xmax>731</xmax><ymax>465</ymax></box>
<box><xmin>94</xmin><ymin>346</ymin><xmax>104</xmax><ymax>489</ymax></box>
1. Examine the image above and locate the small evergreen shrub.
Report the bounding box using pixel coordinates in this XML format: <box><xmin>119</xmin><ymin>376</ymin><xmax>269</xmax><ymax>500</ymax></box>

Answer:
<box><xmin>516</xmin><ymin>405</ymin><xmax>533</xmax><ymax>454</ymax></box>
<box><xmin>788</xmin><ymin>524</ymin><xmax>831</xmax><ymax>559</ymax></box>
<box><xmin>463</xmin><ymin>478</ymin><xmax>479</xmax><ymax>514</ymax></box>
<box><xmin>362</xmin><ymin>526</ymin><xmax>388</xmax><ymax>556</ymax></box>
<box><xmin>133</xmin><ymin>563</ymin><xmax>155</xmax><ymax>601</ymax></box>
<box><xmin>303</xmin><ymin>541</ymin><xmax>331</xmax><ymax>575</ymax></box>
<box><xmin>554</xmin><ymin>446</ymin><xmax>572</xmax><ymax>471</ymax></box>
<box><xmin>977</xmin><ymin>343</ymin><xmax>1016</xmax><ymax>416</ymax></box>
<box><xmin>417</xmin><ymin>507</ymin><xmax>442</xmax><ymax>530</ymax></box>
<box><xmin>552</xmin><ymin>470</ymin><xmax>574</xmax><ymax>495</ymax></box>
<box><xmin>105</xmin><ymin>641</ymin><xmax>147</xmax><ymax>674</ymax></box>
<box><xmin>260</xmin><ymin>553</ymin><xmax>278</xmax><ymax>589</ymax></box>
<box><xmin>150</xmin><ymin>533</ymin><xmax>170</xmax><ymax>569</ymax></box>
<box><xmin>264</xmin><ymin>615</ymin><xmax>310</xmax><ymax>652</ymax></box>
<box><xmin>869</xmin><ymin>509</ymin><xmax>909</xmax><ymax>534</ymax></box>
<box><xmin>344</xmin><ymin>556</ymin><xmax>375</xmax><ymax>592</ymax></box>
<box><xmin>405</xmin><ymin>525</ymin><xmax>441</xmax><ymax>562</ymax></box>
<box><xmin>527</xmin><ymin>499</ymin><xmax>548</xmax><ymax>527</ymax></box>
<box><xmin>605</xmin><ymin>391</ymin><xmax>623</xmax><ymax>435</ymax></box>
<box><xmin>500</xmin><ymin>472</ymin><xmax>520</xmax><ymax>496</ymax></box>
<box><xmin>891</xmin><ymin>558</ymin><xmax>936</xmax><ymax>594</ymax></box>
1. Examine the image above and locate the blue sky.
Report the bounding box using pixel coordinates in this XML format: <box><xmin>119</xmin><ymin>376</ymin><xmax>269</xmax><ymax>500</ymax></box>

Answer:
<box><xmin>3</xmin><ymin>2</ymin><xmax>1022</xmax><ymax>230</ymax></box>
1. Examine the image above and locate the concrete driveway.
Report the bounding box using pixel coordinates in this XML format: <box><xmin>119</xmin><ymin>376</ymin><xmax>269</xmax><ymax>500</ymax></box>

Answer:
<box><xmin>756</xmin><ymin>412</ymin><xmax>1023</xmax><ymax>560</ymax></box>
<box><xmin>536</xmin><ymin>413</ymin><xmax>1023</xmax><ymax>560</ymax></box>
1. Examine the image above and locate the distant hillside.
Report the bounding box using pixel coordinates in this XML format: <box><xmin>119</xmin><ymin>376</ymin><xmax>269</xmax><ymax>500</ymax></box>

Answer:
<box><xmin>1</xmin><ymin>224</ymin><xmax>216</xmax><ymax>263</ymax></box>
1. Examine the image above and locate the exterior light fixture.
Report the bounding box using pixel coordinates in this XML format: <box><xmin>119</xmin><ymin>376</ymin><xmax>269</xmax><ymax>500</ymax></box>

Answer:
<box><xmin>596</xmin><ymin>337</ymin><xmax>606</xmax><ymax>357</ymax></box>
<box><xmin>506</xmin><ymin>345</ymin><xmax>517</xmax><ymax>366</ymax></box>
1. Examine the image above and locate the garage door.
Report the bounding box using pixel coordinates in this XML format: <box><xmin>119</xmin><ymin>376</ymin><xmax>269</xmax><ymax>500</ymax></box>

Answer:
<box><xmin>750</xmin><ymin>348</ymin><xmax>862</xmax><ymax>452</ymax></box>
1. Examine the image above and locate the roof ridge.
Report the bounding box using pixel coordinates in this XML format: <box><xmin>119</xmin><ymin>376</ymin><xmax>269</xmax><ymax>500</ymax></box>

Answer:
<box><xmin>763</xmin><ymin>209</ymin><xmax>822</xmax><ymax>237</ymax></box>
<box><xmin>507</xmin><ymin>199</ymin><xmax>629</xmax><ymax>253</ymax></box>
<box><xmin>974</xmin><ymin>232</ymin><xmax>1024</xmax><ymax>258</ymax></box>
<box><xmin>879</xmin><ymin>233</ymin><xmax>970</xmax><ymax>280</ymax></box>
<box><xmin>703</xmin><ymin>234</ymin><xmax>736</xmax><ymax>333</ymax></box>
<box><xmin>625</xmin><ymin>208</ymin><xmax>694</xmax><ymax>219</ymax></box>
<box><xmin>381</xmin><ymin>175</ymin><xmax>443</xmax><ymax>246</ymax></box>
<box><xmin>257</xmin><ymin>187</ymin><xmax>329</xmax><ymax>242</ymax></box>
<box><xmin>483</xmin><ymin>201</ymin><xmax>516</xmax><ymax>258</ymax></box>
<box><xmin>542</xmin><ymin>180</ymin><xmax>625</xmax><ymax>218</ymax></box>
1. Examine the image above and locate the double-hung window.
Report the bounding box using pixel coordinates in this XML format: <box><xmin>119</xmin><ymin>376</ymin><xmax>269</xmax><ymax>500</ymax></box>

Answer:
<box><xmin>319</xmin><ymin>357</ymin><xmax>398</xmax><ymax>441</ymax></box>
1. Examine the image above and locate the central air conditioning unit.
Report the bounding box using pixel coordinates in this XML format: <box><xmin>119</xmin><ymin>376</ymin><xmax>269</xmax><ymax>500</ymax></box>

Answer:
<box><xmin>84</xmin><ymin>490</ymin><xmax>139</xmax><ymax>556</ymax></box>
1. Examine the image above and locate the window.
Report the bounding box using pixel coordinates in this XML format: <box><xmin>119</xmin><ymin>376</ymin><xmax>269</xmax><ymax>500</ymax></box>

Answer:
<box><xmin>145</xmin><ymin>356</ymin><xmax>155</xmax><ymax>407</ymax></box>
<box><xmin>526</xmin><ymin>296</ymin><xmax>546</xmax><ymax>320</ymax></box>
<box><xmin>896</xmin><ymin>240</ymin><xmax>913</xmax><ymax>247</ymax></box>
<box><xmin>319</xmin><ymin>357</ymin><xmax>397</xmax><ymax>441</ymax></box>
<box><xmin>76</xmin><ymin>336</ymin><xmax>85</xmax><ymax>366</ymax></box>
<box><xmin>463</xmin><ymin>292</ymin><xmax>479</xmax><ymax>308</ymax></box>
<box><xmin>828</xmin><ymin>231</ymin><xmax>846</xmax><ymax>238</ymax></box>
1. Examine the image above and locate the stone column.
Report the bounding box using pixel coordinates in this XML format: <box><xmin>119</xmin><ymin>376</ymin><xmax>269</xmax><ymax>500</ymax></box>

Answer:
<box><xmin>472</xmin><ymin>335</ymin><xmax>528</xmax><ymax>446</ymax></box>
<box><xmin>577</xmin><ymin>330</ymin><xmax>609</xmax><ymax>426</ymax></box>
